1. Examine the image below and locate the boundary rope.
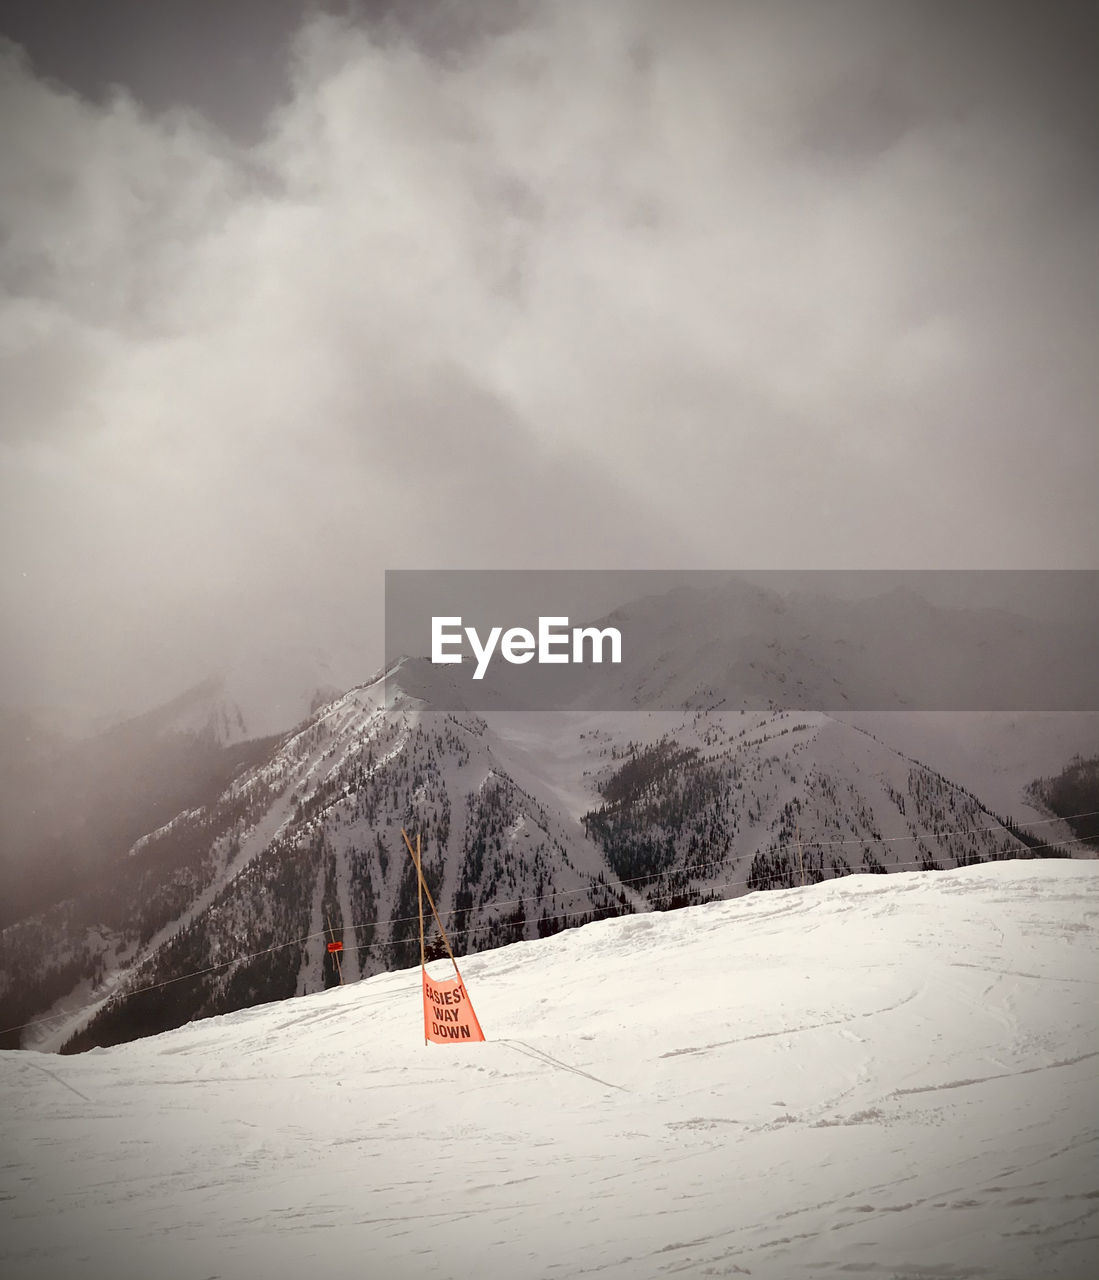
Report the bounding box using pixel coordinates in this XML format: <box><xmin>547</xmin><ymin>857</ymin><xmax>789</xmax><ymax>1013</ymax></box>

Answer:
<box><xmin>2</xmin><ymin>815</ymin><xmax>1097</xmax><ymax>1043</ymax></box>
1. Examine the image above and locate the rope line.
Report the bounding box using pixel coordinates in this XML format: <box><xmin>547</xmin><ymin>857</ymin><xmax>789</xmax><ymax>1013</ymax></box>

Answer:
<box><xmin>343</xmin><ymin>810</ymin><xmax>1098</xmax><ymax>935</ymax></box>
<box><xmin>3</xmin><ymin>818</ymin><xmax>1096</xmax><ymax>1043</ymax></box>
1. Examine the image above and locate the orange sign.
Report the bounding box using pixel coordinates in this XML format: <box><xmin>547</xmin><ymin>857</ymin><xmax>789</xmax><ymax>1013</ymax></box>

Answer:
<box><xmin>326</xmin><ymin>941</ymin><xmax>343</xmax><ymax>953</ymax></box>
<box><xmin>423</xmin><ymin>970</ymin><xmax>485</xmax><ymax>1043</ymax></box>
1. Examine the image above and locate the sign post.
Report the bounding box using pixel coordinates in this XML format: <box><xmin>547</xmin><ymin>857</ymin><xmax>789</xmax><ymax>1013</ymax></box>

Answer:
<box><xmin>401</xmin><ymin>827</ymin><xmax>486</xmax><ymax>1044</ymax></box>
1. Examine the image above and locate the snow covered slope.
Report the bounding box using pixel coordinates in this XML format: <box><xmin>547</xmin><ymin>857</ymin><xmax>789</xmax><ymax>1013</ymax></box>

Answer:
<box><xmin>2</xmin><ymin>861</ymin><xmax>1096</xmax><ymax>1280</ymax></box>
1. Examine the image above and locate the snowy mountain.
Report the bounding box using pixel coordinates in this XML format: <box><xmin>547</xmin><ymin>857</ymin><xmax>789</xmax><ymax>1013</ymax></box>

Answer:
<box><xmin>2</xmin><ymin>577</ymin><xmax>1093</xmax><ymax>1055</ymax></box>
<box><xmin>3</xmin><ymin>666</ymin><xmax>631</xmax><ymax>1052</ymax></box>
<box><xmin>3</xmin><ymin>860</ymin><xmax>1096</xmax><ymax>1280</ymax></box>
<box><xmin>2</xmin><ymin>650</ymin><xmax>1087</xmax><ymax>1056</ymax></box>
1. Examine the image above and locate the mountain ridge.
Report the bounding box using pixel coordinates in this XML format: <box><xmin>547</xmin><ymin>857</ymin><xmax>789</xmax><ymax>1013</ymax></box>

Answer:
<box><xmin>2</xmin><ymin>655</ymin><xmax>1087</xmax><ymax>1055</ymax></box>
<box><xmin>3</xmin><ymin>580</ymin><xmax>1094</xmax><ymax>1053</ymax></box>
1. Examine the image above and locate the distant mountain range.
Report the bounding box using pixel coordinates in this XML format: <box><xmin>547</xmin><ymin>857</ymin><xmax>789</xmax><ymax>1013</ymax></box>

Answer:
<box><xmin>1</xmin><ymin>582</ymin><xmax>1094</xmax><ymax>1054</ymax></box>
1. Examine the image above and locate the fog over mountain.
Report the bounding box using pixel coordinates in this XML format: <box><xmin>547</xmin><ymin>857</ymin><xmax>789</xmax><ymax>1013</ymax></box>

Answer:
<box><xmin>2</xmin><ymin>0</ymin><xmax>1097</xmax><ymax>719</ymax></box>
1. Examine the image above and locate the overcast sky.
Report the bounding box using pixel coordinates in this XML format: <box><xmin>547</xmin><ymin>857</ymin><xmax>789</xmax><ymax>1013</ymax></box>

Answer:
<box><xmin>1</xmin><ymin>0</ymin><xmax>1097</xmax><ymax>715</ymax></box>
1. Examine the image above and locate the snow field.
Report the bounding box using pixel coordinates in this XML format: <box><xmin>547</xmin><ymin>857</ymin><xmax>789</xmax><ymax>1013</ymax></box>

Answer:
<box><xmin>2</xmin><ymin>860</ymin><xmax>1097</xmax><ymax>1280</ymax></box>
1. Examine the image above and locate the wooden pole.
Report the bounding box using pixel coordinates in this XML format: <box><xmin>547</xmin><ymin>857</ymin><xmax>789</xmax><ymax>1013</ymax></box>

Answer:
<box><xmin>413</xmin><ymin>836</ymin><xmax>426</xmax><ymax>972</ymax></box>
<box><xmin>402</xmin><ymin>827</ymin><xmax>469</xmax><ymax>989</ymax></box>
<box><xmin>325</xmin><ymin>911</ymin><xmax>344</xmax><ymax>986</ymax></box>
<box><xmin>796</xmin><ymin>824</ymin><xmax>805</xmax><ymax>889</ymax></box>
<box><xmin>412</xmin><ymin>833</ymin><xmax>427</xmax><ymax>1045</ymax></box>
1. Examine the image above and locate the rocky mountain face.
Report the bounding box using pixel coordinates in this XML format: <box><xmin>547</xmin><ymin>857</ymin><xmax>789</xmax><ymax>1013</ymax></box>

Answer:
<box><xmin>1</xmin><ymin>655</ymin><xmax>1068</xmax><ymax>1054</ymax></box>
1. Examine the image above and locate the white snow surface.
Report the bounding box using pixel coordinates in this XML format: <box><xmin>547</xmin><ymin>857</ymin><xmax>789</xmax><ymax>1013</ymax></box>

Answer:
<box><xmin>3</xmin><ymin>861</ymin><xmax>1097</xmax><ymax>1280</ymax></box>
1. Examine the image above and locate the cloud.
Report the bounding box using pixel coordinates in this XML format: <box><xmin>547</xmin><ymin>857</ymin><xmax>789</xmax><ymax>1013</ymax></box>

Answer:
<box><xmin>1</xmin><ymin>1</ymin><xmax>1096</xmax><ymax>713</ymax></box>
